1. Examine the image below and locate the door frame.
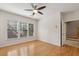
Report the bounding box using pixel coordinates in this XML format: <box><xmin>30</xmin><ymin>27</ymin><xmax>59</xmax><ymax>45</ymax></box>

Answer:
<box><xmin>61</xmin><ymin>20</ymin><xmax>67</xmax><ymax>46</ymax></box>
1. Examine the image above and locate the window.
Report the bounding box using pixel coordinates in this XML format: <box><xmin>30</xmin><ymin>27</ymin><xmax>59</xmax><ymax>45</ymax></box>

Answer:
<box><xmin>29</xmin><ymin>24</ymin><xmax>34</xmax><ymax>36</ymax></box>
<box><xmin>7</xmin><ymin>21</ymin><xmax>18</xmax><ymax>38</ymax></box>
<box><xmin>20</xmin><ymin>22</ymin><xmax>27</xmax><ymax>37</ymax></box>
<box><xmin>7</xmin><ymin>20</ymin><xmax>34</xmax><ymax>39</ymax></box>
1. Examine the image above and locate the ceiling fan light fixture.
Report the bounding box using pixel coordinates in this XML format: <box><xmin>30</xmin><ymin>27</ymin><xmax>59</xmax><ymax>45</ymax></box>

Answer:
<box><xmin>33</xmin><ymin>10</ymin><xmax>38</xmax><ymax>14</ymax></box>
<box><xmin>24</xmin><ymin>4</ymin><xmax>46</xmax><ymax>15</ymax></box>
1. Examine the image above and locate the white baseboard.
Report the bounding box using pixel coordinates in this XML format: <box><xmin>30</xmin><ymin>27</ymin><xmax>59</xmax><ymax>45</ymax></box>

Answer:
<box><xmin>39</xmin><ymin>39</ymin><xmax>61</xmax><ymax>46</ymax></box>
<box><xmin>0</xmin><ymin>39</ymin><xmax>36</xmax><ymax>48</ymax></box>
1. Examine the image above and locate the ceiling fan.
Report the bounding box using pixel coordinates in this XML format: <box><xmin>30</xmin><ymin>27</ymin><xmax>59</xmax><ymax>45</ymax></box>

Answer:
<box><xmin>24</xmin><ymin>4</ymin><xmax>46</xmax><ymax>16</ymax></box>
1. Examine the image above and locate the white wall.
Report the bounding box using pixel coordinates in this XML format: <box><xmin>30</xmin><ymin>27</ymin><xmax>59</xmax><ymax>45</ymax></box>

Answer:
<box><xmin>63</xmin><ymin>11</ymin><xmax>79</xmax><ymax>22</ymax></box>
<box><xmin>38</xmin><ymin>11</ymin><xmax>61</xmax><ymax>46</ymax></box>
<box><xmin>0</xmin><ymin>10</ymin><xmax>38</xmax><ymax>47</ymax></box>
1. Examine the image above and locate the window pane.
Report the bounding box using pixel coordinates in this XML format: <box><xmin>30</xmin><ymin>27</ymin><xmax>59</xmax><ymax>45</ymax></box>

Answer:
<box><xmin>20</xmin><ymin>22</ymin><xmax>27</xmax><ymax>37</ymax></box>
<box><xmin>29</xmin><ymin>24</ymin><xmax>34</xmax><ymax>36</ymax></box>
<box><xmin>7</xmin><ymin>21</ymin><xmax>18</xmax><ymax>38</ymax></box>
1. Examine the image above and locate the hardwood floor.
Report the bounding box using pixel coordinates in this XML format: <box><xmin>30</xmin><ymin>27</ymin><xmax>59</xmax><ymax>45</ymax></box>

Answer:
<box><xmin>0</xmin><ymin>40</ymin><xmax>79</xmax><ymax>56</ymax></box>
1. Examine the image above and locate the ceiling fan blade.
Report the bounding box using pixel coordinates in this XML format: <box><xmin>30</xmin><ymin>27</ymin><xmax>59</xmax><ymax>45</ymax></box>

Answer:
<box><xmin>34</xmin><ymin>5</ymin><xmax>37</xmax><ymax>9</ymax></box>
<box><xmin>38</xmin><ymin>11</ymin><xmax>43</xmax><ymax>15</ymax></box>
<box><xmin>24</xmin><ymin>9</ymin><xmax>33</xmax><ymax>11</ymax></box>
<box><xmin>37</xmin><ymin>6</ymin><xmax>46</xmax><ymax>10</ymax></box>
<box><xmin>31</xmin><ymin>3</ymin><xmax>35</xmax><ymax>9</ymax></box>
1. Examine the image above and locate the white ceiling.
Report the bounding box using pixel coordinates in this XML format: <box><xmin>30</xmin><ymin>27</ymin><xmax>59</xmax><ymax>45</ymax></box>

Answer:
<box><xmin>0</xmin><ymin>3</ymin><xmax>79</xmax><ymax>19</ymax></box>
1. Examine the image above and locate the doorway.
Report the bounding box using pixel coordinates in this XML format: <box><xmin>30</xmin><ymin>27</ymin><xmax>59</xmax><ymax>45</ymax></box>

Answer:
<box><xmin>66</xmin><ymin>20</ymin><xmax>79</xmax><ymax>41</ymax></box>
<box><xmin>62</xmin><ymin>20</ymin><xmax>79</xmax><ymax>47</ymax></box>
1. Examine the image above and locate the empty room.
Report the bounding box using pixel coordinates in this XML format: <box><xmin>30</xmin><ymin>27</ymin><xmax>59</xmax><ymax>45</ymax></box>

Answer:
<box><xmin>0</xmin><ymin>3</ymin><xmax>79</xmax><ymax>56</ymax></box>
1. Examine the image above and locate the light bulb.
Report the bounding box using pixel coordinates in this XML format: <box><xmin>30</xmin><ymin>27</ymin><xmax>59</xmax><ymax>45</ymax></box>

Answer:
<box><xmin>33</xmin><ymin>10</ymin><xmax>38</xmax><ymax>13</ymax></box>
